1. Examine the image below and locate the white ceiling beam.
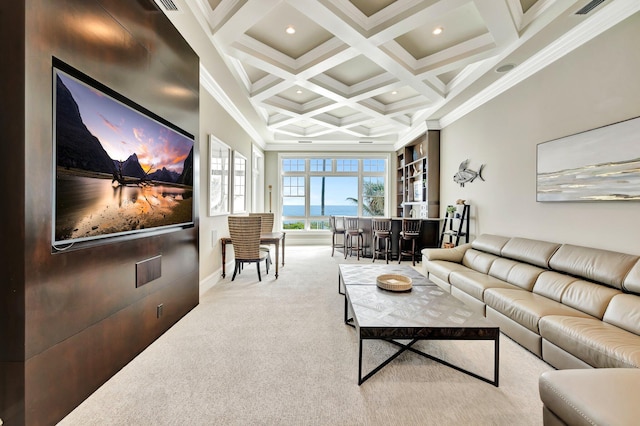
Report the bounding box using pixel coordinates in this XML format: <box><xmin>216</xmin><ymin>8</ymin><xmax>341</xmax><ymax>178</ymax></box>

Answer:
<box><xmin>473</xmin><ymin>0</ymin><xmax>519</xmax><ymax>46</ymax></box>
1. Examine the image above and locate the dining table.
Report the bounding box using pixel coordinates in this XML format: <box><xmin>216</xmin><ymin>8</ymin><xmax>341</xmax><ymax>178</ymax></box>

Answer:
<box><xmin>221</xmin><ymin>232</ymin><xmax>286</xmax><ymax>278</ymax></box>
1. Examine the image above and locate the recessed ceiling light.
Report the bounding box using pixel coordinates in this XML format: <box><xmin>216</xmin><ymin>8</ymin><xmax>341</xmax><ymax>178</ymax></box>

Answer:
<box><xmin>285</xmin><ymin>25</ymin><xmax>296</xmax><ymax>35</ymax></box>
<box><xmin>296</xmin><ymin>89</ymin><xmax>302</xmax><ymax>94</ymax></box>
<box><xmin>391</xmin><ymin>90</ymin><xmax>398</xmax><ymax>95</ymax></box>
<box><xmin>432</xmin><ymin>27</ymin><xmax>443</xmax><ymax>35</ymax></box>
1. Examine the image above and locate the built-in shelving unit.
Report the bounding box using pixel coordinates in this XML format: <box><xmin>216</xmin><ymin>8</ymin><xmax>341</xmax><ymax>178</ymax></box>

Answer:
<box><xmin>396</xmin><ymin>131</ymin><xmax>440</xmax><ymax>218</ymax></box>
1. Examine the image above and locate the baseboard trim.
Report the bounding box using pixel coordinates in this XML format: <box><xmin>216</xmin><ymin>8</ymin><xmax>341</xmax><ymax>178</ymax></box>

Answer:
<box><xmin>199</xmin><ymin>263</ymin><xmax>231</xmax><ymax>296</ymax></box>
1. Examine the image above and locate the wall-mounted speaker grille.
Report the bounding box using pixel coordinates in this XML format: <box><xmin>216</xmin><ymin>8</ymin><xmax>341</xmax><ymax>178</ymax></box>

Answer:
<box><xmin>156</xmin><ymin>0</ymin><xmax>179</xmax><ymax>11</ymax></box>
<box><xmin>136</xmin><ymin>255</ymin><xmax>162</xmax><ymax>287</ymax></box>
<box><xmin>575</xmin><ymin>0</ymin><xmax>606</xmax><ymax>15</ymax></box>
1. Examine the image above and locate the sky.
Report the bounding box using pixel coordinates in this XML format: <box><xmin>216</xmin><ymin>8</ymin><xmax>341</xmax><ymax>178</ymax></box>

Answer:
<box><xmin>284</xmin><ymin>176</ymin><xmax>357</xmax><ymax>206</ymax></box>
<box><xmin>57</xmin><ymin>71</ymin><xmax>193</xmax><ymax>174</ymax></box>
<box><xmin>310</xmin><ymin>176</ymin><xmax>358</xmax><ymax>205</ymax></box>
<box><xmin>284</xmin><ymin>176</ymin><xmax>387</xmax><ymax>206</ymax></box>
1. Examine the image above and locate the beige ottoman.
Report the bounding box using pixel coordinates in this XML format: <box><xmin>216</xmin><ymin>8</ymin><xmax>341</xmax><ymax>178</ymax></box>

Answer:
<box><xmin>539</xmin><ymin>368</ymin><xmax>640</xmax><ymax>425</ymax></box>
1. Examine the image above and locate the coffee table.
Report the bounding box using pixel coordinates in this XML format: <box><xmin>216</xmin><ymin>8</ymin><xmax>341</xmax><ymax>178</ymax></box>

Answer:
<box><xmin>344</xmin><ymin>284</ymin><xmax>500</xmax><ymax>386</ymax></box>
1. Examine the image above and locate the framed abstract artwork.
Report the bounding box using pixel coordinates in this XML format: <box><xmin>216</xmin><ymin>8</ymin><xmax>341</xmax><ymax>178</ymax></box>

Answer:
<box><xmin>209</xmin><ymin>135</ymin><xmax>230</xmax><ymax>216</ymax></box>
<box><xmin>536</xmin><ymin>116</ymin><xmax>640</xmax><ymax>202</ymax></box>
<box><xmin>232</xmin><ymin>151</ymin><xmax>247</xmax><ymax>213</ymax></box>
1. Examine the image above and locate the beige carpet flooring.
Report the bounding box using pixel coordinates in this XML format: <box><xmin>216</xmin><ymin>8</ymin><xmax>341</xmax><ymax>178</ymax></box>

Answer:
<box><xmin>60</xmin><ymin>246</ymin><xmax>553</xmax><ymax>425</ymax></box>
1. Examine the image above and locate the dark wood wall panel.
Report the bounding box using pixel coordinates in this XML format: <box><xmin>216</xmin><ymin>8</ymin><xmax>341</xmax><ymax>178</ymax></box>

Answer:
<box><xmin>25</xmin><ymin>269</ymin><xmax>199</xmax><ymax>424</ymax></box>
<box><xmin>25</xmin><ymin>230</ymin><xmax>198</xmax><ymax>359</ymax></box>
<box><xmin>0</xmin><ymin>3</ymin><xmax>27</xmax><ymax>425</ymax></box>
<box><xmin>1</xmin><ymin>0</ymin><xmax>201</xmax><ymax>424</ymax></box>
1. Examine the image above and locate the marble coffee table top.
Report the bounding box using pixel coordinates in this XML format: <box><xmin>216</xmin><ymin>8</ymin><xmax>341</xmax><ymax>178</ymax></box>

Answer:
<box><xmin>346</xmin><ymin>285</ymin><xmax>497</xmax><ymax>339</ymax></box>
<box><xmin>339</xmin><ymin>264</ymin><xmax>434</xmax><ymax>287</ymax></box>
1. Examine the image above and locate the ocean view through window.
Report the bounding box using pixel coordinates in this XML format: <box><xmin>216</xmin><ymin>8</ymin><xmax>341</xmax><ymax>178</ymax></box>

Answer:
<box><xmin>279</xmin><ymin>155</ymin><xmax>389</xmax><ymax>231</ymax></box>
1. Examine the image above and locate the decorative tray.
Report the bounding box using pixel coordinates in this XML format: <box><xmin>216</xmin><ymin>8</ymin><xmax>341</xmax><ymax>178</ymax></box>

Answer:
<box><xmin>376</xmin><ymin>274</ymin><xmax>412</xmax><ymax>292</ymax></box>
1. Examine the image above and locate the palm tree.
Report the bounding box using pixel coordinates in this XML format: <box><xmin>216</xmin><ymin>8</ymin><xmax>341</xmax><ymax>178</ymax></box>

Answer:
<box><xmin>346</xmin><ymin>181</ymin><xmax>385</xmax><ymax>216</ymax></box>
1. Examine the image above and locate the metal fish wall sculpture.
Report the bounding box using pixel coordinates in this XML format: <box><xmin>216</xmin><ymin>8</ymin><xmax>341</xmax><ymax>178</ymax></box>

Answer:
<box><xmin>453</xmin><ymin>160</ymin><xmax>485</xmax><ymax>187</ymax></box>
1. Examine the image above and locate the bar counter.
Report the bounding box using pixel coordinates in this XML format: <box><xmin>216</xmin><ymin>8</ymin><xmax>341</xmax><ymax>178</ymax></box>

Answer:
<box><xmin>336</xmin><ymin>217</ymin><xmax>441</xmax><ymax>260</ymax></box>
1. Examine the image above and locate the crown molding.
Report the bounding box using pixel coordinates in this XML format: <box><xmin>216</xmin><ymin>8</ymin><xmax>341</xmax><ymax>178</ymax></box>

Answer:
<box><xmin>200</xmin><ymin>63</ymin><xmax>266</xmax><ymax>149</ymax></box>
<box><xmin>440</xmin><ymin>0</ymin><xmax>640</xmax><ymax>128</ymax></box>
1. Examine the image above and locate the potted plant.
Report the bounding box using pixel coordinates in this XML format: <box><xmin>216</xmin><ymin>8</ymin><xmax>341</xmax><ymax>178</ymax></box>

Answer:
<box><xmin>446</xmin><ymin>205</ymin><xmax>456</xmax><ymax>217</ymax></box>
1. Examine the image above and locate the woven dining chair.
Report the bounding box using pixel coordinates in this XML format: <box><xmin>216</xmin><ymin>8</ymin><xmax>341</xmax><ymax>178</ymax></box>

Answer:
<box><xmin>249</xmin><ymin>212</ymin><xmax>275</xmax><ymax>233</ymax></box>
<box><xmin>249</xmin><ymin>212</ymin><xmax>274</xmax><ymax>267</ymax></box>
<box><xmin>228</xmin><ymin>215</ymin><xmax>269</xmax><ymax>281</ymax></box>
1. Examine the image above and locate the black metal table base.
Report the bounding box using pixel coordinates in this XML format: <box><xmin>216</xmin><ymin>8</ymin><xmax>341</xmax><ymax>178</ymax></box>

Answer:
<box><xmin>358</xmin><ymin>336</ymin><xmax>499</xmax><ymax>386</ymax></box>
<box><xmin>344</xmin><ymin>284</ymin><xmax>499</xmax><ymax>387</ymax></box>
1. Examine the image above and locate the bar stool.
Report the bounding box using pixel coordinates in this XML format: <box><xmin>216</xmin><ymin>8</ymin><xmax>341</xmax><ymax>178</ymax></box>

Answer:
<box><xmin>329</xmin><ymin>215</ymin><xmax>345</xmax><ymax>256</ymax></box>
<box><xmin>398</xmin><ymin>218</ymin><xmax>422</xmax><ymax>266</ymax></box>
<box><xmin>344</xmin><ymin>217</ymin><xmax>364</xmax><ymax>260</ymax></box>
<box><xmin>371</xmin><ymin>218</ymin><xmax>392</xmax><ymax>264</ymax></box>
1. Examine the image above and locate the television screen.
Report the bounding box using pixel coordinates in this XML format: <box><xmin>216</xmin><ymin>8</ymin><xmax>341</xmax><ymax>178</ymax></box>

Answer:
<box><xmin>52</xmin><ymin>60</ymin><xmax>194</xmax><ymax>250</ymax></box>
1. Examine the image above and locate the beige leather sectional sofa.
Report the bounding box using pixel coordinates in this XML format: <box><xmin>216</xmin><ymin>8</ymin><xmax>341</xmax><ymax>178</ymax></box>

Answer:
<box><xmin>423</xmin><ymin>234</ymin><xmax>640</xmax><ymax>424</ymax></box>
<box><xmin>422</xmin><ymin>234</ymin><xmax>640</xmax><ymax>370</ymax></box>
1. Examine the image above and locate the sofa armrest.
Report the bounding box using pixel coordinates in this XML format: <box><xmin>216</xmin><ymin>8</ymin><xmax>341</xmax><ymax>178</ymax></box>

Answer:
<box><xmin>422</xmin><ymin>243</ymin><xmax>471</xmax><ymax>264</ymax></box>
<box><xmin>539</xmin><ymin>368</ymin><xmax>640</xmax><ymax>426</ymax></box>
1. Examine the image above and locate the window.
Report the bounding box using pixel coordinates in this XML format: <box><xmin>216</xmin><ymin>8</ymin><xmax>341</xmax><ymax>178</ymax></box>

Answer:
<box><xmin>282</xmin><ymin>173</ymin><xmax>305</xmax><ymax>230</ymax></box>
<box><xmin>283</xmin><ymin>158</ymin><xmax>305</xmax><ymax>172</ymax></box>
<box><xmin>363</xmin><ymin>159</ymin><xmax>385</xmax><ymax>172</ymax></box>
<box><xmin>309</xmin><ymin>176</ymin><xmax>358</xmax><ymax>215</ymax></box>
<box><xmin>361</xmin><ymin>176</ymin><xmax>385</xmax><ymax>217</ymax></box>
<box><xmin>336</xmin><ymin>159</ymin><xmax>358</xmax><ymax>172</ymax></box>
<box><xmin>310</xmin><ymin>158</ymin><xmax>332</xmax><ymax>172</ymax></box>
<box><xmin>232</xmin><ymin>151</ymin><xmax>246</xmax><ymax>213</ymax></box>
<box><xmin>280</xmin><ymin>155</ymin><xmax>388</xmax><ymax>231</ymax></box>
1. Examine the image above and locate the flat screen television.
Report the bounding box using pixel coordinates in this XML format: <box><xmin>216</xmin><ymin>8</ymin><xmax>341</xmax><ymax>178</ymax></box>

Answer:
<box><xmin>52</xmin><ymin>59</ymin><xmax>194</xmax><ymax>251</ymax></box>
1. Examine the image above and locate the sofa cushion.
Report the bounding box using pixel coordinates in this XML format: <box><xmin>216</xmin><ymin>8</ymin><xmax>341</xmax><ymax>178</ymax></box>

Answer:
<box><xmin>501</xmin><ymin>237</ymin><xmax>560</xmax><ymax>268</ymax></box>
<box><xmin>461</xmin><ymin>249</ymin><xmax>499</xmax><ymax>274</ymax></box>
<box><xmin>484</xmin><ymin>288</ymin><xmax>591</xmax><ymax>333</ymax></box>
<box><xmin>539</xmin><ymin>315</ymin><xmax>640</xmax><ymax>368</ymax></box>
<box><xmin>603</xmin><ymin>294</ymin><xmax>640</xmax><ymax>335</ymax></box>
<box><xmin>622</xmin><ymin>259</ymin><xmax>640</xmax><ymax>294</ymax></box>
<box><xmin>539</xmin><ymin>368</ymin><xmax>640</xmax><ymax>426</ymax></box>
<box><xmin>424</xmin><ymin>260</ymin><xmax>471</xmax><ymax>284</ymax></box>
<box><xmin>488</xmin><ymin>258</ymin><xmax>544</xmax><ymax>291</ymax></box>
<box><xmin>561</xmin><ymin>280</ymin><xmax>621</xmax><ymax>319</ymax></box>
<box><xmin>449</xmin><ymin>270</ymin><xmax>519</xmax><ymax>302</ymax></box>
<box><xmin>532</xmin><ymin>271</ymin><xmax>577</xmax><ymax>302</ymax></box>
<box><xmin>549</xmin><ymin>244</ymin><xmax>639</xmax><ymax>291</ymax></box>
<box><xmin>470</xmin><ymin>234</ymin><xmax>510</xmax><ymax>256</ymax></box>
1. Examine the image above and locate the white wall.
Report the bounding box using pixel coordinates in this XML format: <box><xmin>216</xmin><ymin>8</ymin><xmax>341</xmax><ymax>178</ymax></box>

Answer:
<box><xmin>198</xmin><ymin>89</ymin><xmax>256</xmax><ymax>283</ymax></box>
<box><xmin>160</xmin><ymin>3</ymin><xmax>263</xmax><ymax>286</ymax></box>
<box><xmin>440</xmin><ymin>12</ymin><xmax>640</xmax><ymax>254</ymax></box>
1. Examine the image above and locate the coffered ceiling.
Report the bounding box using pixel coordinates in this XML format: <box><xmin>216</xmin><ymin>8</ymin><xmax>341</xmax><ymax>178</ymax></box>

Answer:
<box><xmin>161</xmin><ymin>0</ymin><xmax>639</xmax><ymax>150</ymax></box>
